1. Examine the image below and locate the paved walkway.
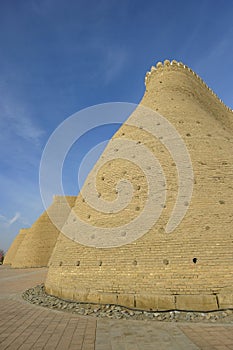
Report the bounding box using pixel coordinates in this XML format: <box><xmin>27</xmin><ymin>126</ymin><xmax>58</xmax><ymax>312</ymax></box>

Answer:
<box><xmin>0</xmin><ymin>265</ymin><xmax>233</xmax><ymax>350</ymax></box>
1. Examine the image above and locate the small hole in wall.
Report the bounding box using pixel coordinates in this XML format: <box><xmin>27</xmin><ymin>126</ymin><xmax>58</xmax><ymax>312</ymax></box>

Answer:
<box><xmin>87</xmin><ymin>214</ymin><xmax>91</xmax><ymax>219</ymax></box>
<box><xmin>186</xmin><ymin>133</ymin><xmax>191</xmax><ymax>137</ymax></box>
<box><xmin>219</xmin><ymin>200</ymin><xmax>225</xmax><ymax>205</ymax></box>
<box><xmin>59</xmin><ymin>261</ymin><xmax>63</xmax><ymax>266</ymax></box>
<box><xmin>133</xmin><ymin>260</ymin><xmax>137</xmax><ymax>265</ymax></box>
<box><xmin>193</xmin><ymin>258</ymin><xmax>197</xmax><ymax>264</ymax></box>
<box><xmin>163</xmin><ymin>259</ymin><xmax>169</xmax><ymax>265</ymax></box>
<box><xmin>137</xmin><ymin>141</ymin><xmax>141</xmax><ymax>144</ymax></box>
<box><xmin>82</xmin><ymin>198</ymin><xmax>85</xmax><ymax>202</ymax></box>
<box><xmin>121</xmin><ymin>132</ymin><xmax>125</xmax><ymax>136</ymax></box>
<box><xmin>159</xmin><ymin>81</ymin><xmax>162</xmax><ymax>83</ymax></box>
<box><xmin>101</xmin><ymin>176</ymin><xmax>105</xmax><ymax>181</ymax></box>
<box><xmin>205</xmin><ymin>225</ymin><xmax>210</xmax><ymax>230</ymax></box>
<box><xmin>135</xmin><ymin>206</ymin><xmax>140</xmax><ymax>211</ymax></box>
<box><xmin>76</xmin><ymin>261</ymin><xmax>80</xmax><ymax>266</ymax></box>
<box><xmin>99</xmin><ymin>261</ymin><xmax>102</xmax><ymax>266</ymax></box>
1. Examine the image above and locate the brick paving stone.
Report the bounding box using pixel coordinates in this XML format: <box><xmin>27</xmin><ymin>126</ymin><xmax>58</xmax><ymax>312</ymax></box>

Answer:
<box><xmin>0</xmin><ymin>266</ymin><xmax>96</xmax><ymax>350</ymax></box>
<box><xmin>179</xmin><ymin>324</ymin><xmax>233</xmax><ymax>350</ymax></box>
<box><xmin>96</xmin><ymin>319</ymin><xmax>200</xmax><ymax>350</ymax></box>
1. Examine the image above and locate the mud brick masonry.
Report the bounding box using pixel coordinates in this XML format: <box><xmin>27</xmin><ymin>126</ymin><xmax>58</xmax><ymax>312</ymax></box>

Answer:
<box><xmin>5</xmin><ymin>60</ymin><xmax>233</xmax><ymax>312</ymax></box>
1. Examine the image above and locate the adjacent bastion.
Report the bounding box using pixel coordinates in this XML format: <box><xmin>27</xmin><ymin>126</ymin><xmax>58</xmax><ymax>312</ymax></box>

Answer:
<box><xmin>7</xmin><ymin>196</ymin><xmax>76</xmax><ymax>268</ymax></box>
<box><xmin>3</xmin><ymin>228</ymin><xmax>29</xmax><ymax>266</ymax></box>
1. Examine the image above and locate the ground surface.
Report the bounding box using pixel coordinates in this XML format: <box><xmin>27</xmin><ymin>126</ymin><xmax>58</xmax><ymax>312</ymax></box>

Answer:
<box><xmin>0</xmin><ymin>265</ymin><xmax>233</xmax><ymax>350</ymax></box>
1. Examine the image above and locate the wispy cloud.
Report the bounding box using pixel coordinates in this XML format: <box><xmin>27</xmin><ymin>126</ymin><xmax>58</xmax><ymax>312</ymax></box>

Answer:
<box><xmin>0</xmin><ymin>212</ymin><xmax>21</xmax><ymax>227</ymax></box>
<box><xmin>103</xmin><ymin>47</ymin><xmax>129</xmax><ymax>84</ymax></box>
<box><xmin>8</xmin><ymin>212</ymin><xmax>21</xmax><ymax>226</ymax></box>
<box><xmin>0</xmin><ymin>97</ymin><xmax>45</xmax><ymax>146</ymax></box>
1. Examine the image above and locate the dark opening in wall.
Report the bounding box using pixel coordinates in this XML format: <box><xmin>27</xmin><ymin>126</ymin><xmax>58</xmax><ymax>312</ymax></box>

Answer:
<box><xmin>193</xmin><ymin>257</ymin><xmax>197</xmax><ymax>264</ymax></box>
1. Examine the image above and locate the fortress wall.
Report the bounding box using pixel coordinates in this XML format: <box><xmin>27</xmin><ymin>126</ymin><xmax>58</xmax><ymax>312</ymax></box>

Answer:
<box><xmin>45</xmin><ymin>61</ymin><xmax>233</xmax><ymax>311</ymax></box>
<box><xmin>12</xmin><ymin>196</ymin><xmax>76</xmax><ymax>268</ymax></box>
<box><xmin>3</xmin><ymin>228</ymin><xmax>29</xmax><ymax>265</ymax></box>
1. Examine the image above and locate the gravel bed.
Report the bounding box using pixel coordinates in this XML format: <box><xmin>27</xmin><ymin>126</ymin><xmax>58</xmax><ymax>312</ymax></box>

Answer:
<box><xmin>22</xmin><ymin>284</ymin><xmax>233</xmax><ymax>323</ymax></box>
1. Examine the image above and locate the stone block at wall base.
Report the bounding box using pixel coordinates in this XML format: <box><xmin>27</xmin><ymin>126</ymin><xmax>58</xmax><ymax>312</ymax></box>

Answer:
<box><xmin>99</xmin><ymin>292</ymin><xmax>117</xmax><ymax>305</ymax></box>
<box><xmin>117</xmin><ymin>294</ymin><xmax>135</xmax><ymax>308</ymax></box>
<box><xmin>218</xmin><ymin>294</ymin><xmax>233</xmax><ymax>309</ymax></box>
<box><xmin>157</xmin><ymin>295</ymin><xmax>176</xmax><ymax>310</ymax></box>
<box><xmin>44</xmin><ymin>287</ymin><xmax>233</xmax><ymax>312</ymax></box>
<box><xmin>176</xmin><ymin>294</ymin><xmax>218</xmax><ymax>311</ymax></box>
<box><xmin>134</xmin><ymin>294</ymin><xmax>176</xmax><ymax>311</ymax></box>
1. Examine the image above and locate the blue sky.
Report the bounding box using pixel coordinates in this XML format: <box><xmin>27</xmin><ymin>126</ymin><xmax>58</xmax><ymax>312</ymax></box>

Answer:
<box><xmin>1</xmin><ymin>0</ymin><xmax>233</xmax><ymax>251</ymax></box>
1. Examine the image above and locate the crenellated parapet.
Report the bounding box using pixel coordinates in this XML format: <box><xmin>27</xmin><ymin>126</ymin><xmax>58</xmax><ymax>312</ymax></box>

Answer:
<box><xmin>145</xmin><ymin>59</ymin><xmax>233</xmax><ymax>113</ymax></box>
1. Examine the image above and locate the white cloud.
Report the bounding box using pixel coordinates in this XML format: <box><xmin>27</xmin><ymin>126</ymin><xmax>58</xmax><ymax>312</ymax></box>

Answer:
<box><xmin>0</xmin><ymin>89</ymin><xmax>45</xmax><ymax>147</ymax></box>
<box><xmin>0</xmin><ymin>212</ymin><xmax>21</xmax><ymax>227</ymax></box>
<box><xmin>8</xmin><ymin>212</ymin><xmax>21</xmax><ymax>226</ymax></box>
<box><xmin>104</xmin><ymin>47</ymin><xmax>129</xmax><ymax>84</ymax></box>
<box><xmin>3</xmin><ymin>104</ymin><xmax>44</xmax><ymax>145</ymax></box>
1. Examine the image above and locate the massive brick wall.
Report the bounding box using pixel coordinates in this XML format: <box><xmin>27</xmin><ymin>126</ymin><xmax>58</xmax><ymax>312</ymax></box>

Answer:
<box><xmin>3</xmin><ymin>228</ymin><xmax>29</xmax><ymax>265</ymax></box>
<box><xmin>12</xmin><ymin>196</ymin><xmax>76</xmax><ymax>268</ymax></box>
<box><xmin>45</xmin><ymin>60</ymin><xmax>233</xmax><ymax>311</ymax></box>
